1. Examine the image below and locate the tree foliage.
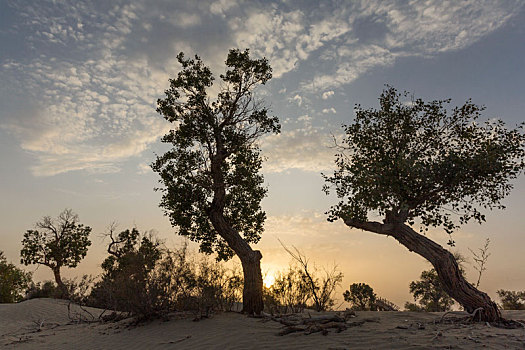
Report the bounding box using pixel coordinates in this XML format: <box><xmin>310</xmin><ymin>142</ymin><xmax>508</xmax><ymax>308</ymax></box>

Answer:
<box><xmin>324</xmin><ymin>86</ymin><xmax>525</xmax><ymax>241</ymax></box>
<box><xmin>90</xmin><ymin>228</ymin><xmax>163</xmax><ymax>316</ymax></box>
<box><xmin>407</xmin><ymin>268</ymin><xmax>455</xmax><ymax>312</ymax></box>
<box><xmin>0</xmin><ymin>251</ymin><xmax>32</xmax><ymax>303</ymax></box>
<box><xmin>343</xmin><ymin>283</ymin><xmax>377</xmax><ymax>311</ymax></box>
<box><xmin>497</xmin><ymin>290</ymin><xmax>525</xmax><ymax>310</ymax></box>
<box><xmin>153</xmin><ymin>49</ymin><xmax>280</xmax><ymax>261</ymax></box>
<box><xmin>20</xmin><ymin>209</ymin><xmax>91</xmax><ymax>269</ymax></box>
<box><xmin>20</xmin><ymin>209</ymin><xmax>91</xmax><ymax>297</ymax></box>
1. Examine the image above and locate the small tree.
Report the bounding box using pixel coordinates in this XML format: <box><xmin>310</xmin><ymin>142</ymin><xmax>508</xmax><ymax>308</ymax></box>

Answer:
<box><xmin>91</xmin><ymin>227</ymin><xmax>163</xmax><ymax>318</ymax></box>
<box><xmin>153</xmin><ymin>49</ymin><xmax>280</xmax><ymax>314</ymax></box>
<box><xmin>324</xmin><ymin>86</ymin><xmax>525</xmax><ymax>321</ymax></box>
<box><xmin>20</xmin><ymin>209</ymin><xmax>91</xmax><ymax>298</ymax></box>
<box><xmin>343</xmin><ymin>283</ymin><xmax>377</xmax><ymax>311</ymax></box>
<box><xmin>0</xmin><ymin>251</ymin><xmax>32</xmax><ymax>303</ymax></box>
<box><xmin>407</xmin><ymin>269</ymin><xmax>455</xmax><ymax>312</ymax></box>
<box><xmin>497</xmin><ymin>290</ymin><xmax>525</xmax><ymax>310</ymax></box>
<box><xmin>469</xmin><ymin>238</ymin><xmax>490</xmax><ymax>288</ymax></box>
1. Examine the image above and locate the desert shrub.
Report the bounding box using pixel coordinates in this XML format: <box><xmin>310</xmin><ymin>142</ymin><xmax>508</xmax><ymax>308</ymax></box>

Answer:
<box><xmin>166</xmin><ymin>248</ymin><xmax>243</xmax><ymax>313</ymax></box>
<box><xmin>310</xmin><ymin>265</ymin><xmax>344</xmax><ymax>311</ymax></box>
<box><xmin>194</xmin><ymin>258</ymin><xmax>243</xmax><ymax>312</ymax></box>
<box><xmin>0</xmin><ymin>251</ymin><xmax>32</xmax><ymax>303</ymax></box>
<box><xmin>25</xmin><ymin>280</ymin><xmax>59</xmax><ymax>299</ymax></box>
<box><xmin>279</xmin><ymin>242</ymin><xmax>343</xmax><ymax>312</ymax></box>
<box><xmin>89</xmin><ymin>228</ymin><xmax>243</xmax><ymax>320</ymax></box>
<box><xmin>88</xmin><ymin>228</ymin><xmax>164</xmax><ymax>319</ymax></box>
<box><xmin>374</xmin><ymin>297</ymin><xmax>399</xmax><ymax>311</ymax></box>
<box><xmin>266</xmin><ymin>266</ymin><xmax>310</xmax><ymax>313</ymax></box>
<box><xmin>404</xmin><ymin>302</ymin><xmax>424</xmax><ymax>312</ymax></box>
<box><xmin>343</xmin><ymin>283</ymin><xmax>377</xmax><ymax>311</ymax></box>
<box><xmin>497</xmin><ymin>290</ymin><xmax>525</xmax><ymax>310</ymax></box>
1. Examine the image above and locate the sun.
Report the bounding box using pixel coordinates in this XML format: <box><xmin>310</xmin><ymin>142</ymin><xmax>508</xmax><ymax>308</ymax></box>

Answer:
<box><xmin>263</xmin><ymin>274</ymin><xmax>275</xmax><ymax>288</ymax></box>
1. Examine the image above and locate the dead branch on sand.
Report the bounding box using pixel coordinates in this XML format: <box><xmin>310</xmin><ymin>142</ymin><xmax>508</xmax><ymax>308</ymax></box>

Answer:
<box><xmin>262</xmin><ymin>309</ymin><xmax>364</xmax><ymax>336</ymax></box>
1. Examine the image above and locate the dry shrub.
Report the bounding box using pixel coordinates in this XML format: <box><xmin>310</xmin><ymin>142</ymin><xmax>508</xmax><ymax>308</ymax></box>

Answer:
<box><xmin>88</xmin><ymin>229</ymin><xmax>243</xmax><ymax>321</ymax></box>
<box><xmin>265</xmin><ymin>259</ymin><xmax>343</xmax><ymax>313</ymax></box>
<box><xmin>265</xmin><ymin>265</ymin><xmax>310</xmax><ymax>313</ymax></box>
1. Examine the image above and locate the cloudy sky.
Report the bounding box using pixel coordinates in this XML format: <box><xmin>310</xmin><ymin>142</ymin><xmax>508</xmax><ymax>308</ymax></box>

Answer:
<box><xmin>1</xmin><ymin>0</ymin><xmax>524</xmax><ymax>307</ymax></box>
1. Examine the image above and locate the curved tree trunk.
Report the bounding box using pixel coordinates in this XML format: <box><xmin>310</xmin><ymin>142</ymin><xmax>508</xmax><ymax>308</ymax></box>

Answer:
<box><xmin>210</xmin><ymin>210</ymin><xmax>264</xmax><ymax>315</ymax></box>
<box><xmin>344</xmin><ymin>217</ymin><xmax>501</xmax><ymax>322</ymax></box>
<box><xmin>52</xmin><ymin>267</ymin><xmax>68</xmax><ymax>299</ymax></box>
<box><xmin>210</xmin><ymin>150</ymin><xmax>264</xmax><ymax>315</ymax></box>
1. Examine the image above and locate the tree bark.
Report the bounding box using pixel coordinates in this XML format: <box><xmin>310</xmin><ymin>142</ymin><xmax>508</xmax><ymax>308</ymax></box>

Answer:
<box><xmin>52</xmin><ymin>267</ymin><xmax>68</xmax><ymax>299</ymax></box>
<box><xmin>209</xmin><ymin>151</ymin><xmax>264</xmax><ymax>315</ymax></box>
<box><xmin>343</xmin><ymin>217</ymin><xmax>501</xmax><ymax>322</ymax></box>
<box><xmin>209</xmin><ymin>210</ymin><xmax>264</xmax><ymax>314</ymax></box>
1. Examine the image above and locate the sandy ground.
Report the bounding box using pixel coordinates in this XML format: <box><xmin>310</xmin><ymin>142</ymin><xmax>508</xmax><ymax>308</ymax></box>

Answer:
<box><xmin>1</xmin><ymin>299</ymin><xmax>524</xmax><ymax>349</ymax></box>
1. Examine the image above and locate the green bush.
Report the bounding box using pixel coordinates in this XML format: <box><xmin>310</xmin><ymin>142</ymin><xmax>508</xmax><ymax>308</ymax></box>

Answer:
<box><xmin>0</xmin><ymin>251</ymin><xmax>32</xmax><ymax>303</ymax></box>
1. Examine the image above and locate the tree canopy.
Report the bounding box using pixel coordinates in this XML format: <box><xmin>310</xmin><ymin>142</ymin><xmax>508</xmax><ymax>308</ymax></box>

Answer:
<box><xmin>153</xmin><ymin>49</ymin><xmax>280</xmax><ymax>261</ymax></box>
<box><xmin>343</xmin><ymin>282</ymin><xmax>377</xmax><ymax>311</ymax></box>
<box><xmin>325</xmin><ymin>86</ymin><xmax>525</xmax><ymax>242</ymax></box>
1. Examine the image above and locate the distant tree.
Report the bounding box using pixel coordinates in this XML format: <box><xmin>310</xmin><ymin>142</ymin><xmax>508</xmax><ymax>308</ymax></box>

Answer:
<box><xmin>20</xmin><ymin>209</ymin><xmax>91</xmax><ymax>298</ymax></box>
<box><xmin>343</xmin><ymin>283</ymin><xmax>377</xmax><ymax>311</ymax></box>
<box><xmin>153</xmin><ymin>49</ymin><xmax>280</xmax><ymax>314</ymax></box>
<box><xmin>0</xmin><ymin>251</ymin><xmax>32</xmax><ymax>303</ymax></box>
<box><xmin>497</xmin><ymin>290</ymin><xmax>525</xmax><ymax>310</ymax></box>
<box><xmin>407</xmin><ymin>269</ymin><xmax>455</xmax><ymax>312</ymax></box>
<box><xmin>324</xmin><ymin>86</ymin><xmax>525</xmax><ymax>322</ymax></box>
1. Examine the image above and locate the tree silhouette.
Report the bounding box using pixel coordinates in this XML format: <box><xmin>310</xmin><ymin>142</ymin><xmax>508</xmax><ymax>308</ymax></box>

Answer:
<box><xmin>324</xmin><ymin>86</ymin><xmax>525</xmax><ymax>321</ymax></box>
<box><xmin>20</xmin><ymin>209</ymin><xmax>91</xmax><ymax>298</ymax></box>
<box><xmin>153</xmin><ymin>49</ymin><xmax>280</xmax><ymax>314</ymax></box>
<box><xmin>406</xmin><ymin>269</ymin><xmax>455</xmax><ymax>312</ymax></box>
<box><xmin>343</xmin><ymin>283</ymin><xmax>377</xmax><ymax>310</ymax></box>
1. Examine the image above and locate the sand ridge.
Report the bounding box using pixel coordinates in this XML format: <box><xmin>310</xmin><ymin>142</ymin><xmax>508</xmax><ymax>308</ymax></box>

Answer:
<box><xmin>1</xmin><ymin>299</ymin><xmax>524</xmax><ymax>349</ymax></box>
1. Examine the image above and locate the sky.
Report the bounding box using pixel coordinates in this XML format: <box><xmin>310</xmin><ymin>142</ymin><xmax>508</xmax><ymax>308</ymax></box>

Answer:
<box><xmin>1</xmin><ymin>0</ymin><xmax>524</xmax><ymax>308</ymax></box>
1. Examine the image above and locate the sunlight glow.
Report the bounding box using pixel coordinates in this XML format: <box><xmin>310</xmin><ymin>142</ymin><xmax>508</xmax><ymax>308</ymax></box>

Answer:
<box><xmin>263</xmin><ymin>274</ymin><xmax>276</xmax><ymax>288</ymax></box>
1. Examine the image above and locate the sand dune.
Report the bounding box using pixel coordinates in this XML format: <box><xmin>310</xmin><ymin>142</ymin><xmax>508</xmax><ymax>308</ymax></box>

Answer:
<box><xmin>1</xmin><ymin>299</ymin><xmax>524</xmax><ymax>349</ymax></box>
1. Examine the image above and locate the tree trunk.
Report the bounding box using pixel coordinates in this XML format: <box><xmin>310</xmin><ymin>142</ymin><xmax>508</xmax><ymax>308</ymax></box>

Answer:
<box><xmin>344</xmin><ymin>217</ymin><xmax>501</xmax><ymax>322</ymax></box>
<box><xmin>209</xmin><ymin>150</ymin><xmax>265</xmax><ymax>315</ymax></box>
<box><xmin>240</xmin><ymin>251</ymin><xmax>264</xmax><ymax>314</ymax></box>
<box><xmin>210</xmin><ymin>210</ymin><xmax>264</xmax><ymax>314</ymax></box>
<box><xmin>52</xmin><ymin>267</ymin><xmax>68</xmax><ymax>299</ymax></box>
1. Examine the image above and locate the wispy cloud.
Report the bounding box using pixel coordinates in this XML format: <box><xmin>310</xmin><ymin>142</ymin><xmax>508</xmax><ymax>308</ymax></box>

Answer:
<box><xmin>261</xmin><ymin>124</ymin><xmax>339</xmax><ymax>174</ymax></box>
<box><xmin>1</xmin><ymin>0</ymin><xmax>521</xmax><ymax>176</ymax></box>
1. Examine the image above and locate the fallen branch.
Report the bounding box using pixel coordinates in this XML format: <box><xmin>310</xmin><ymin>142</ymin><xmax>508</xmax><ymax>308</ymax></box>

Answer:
<box><xmin>269</xmin><ymin>311</ymin><xmax>361</xmax><ymax>336</ymax></box>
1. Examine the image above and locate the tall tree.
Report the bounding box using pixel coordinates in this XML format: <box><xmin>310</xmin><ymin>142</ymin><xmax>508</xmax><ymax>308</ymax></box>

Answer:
<box><xmin>324</xmin><ymin>86</ymin><xmax>525</xmax><ymax>322</ymax></box>
<box><xmin>20</xmin><ymin>209</ymin><xmax>92</xmax><ymax>298</ymax></box>
<box><xmin>153</xmin><ymin>49</ymin><xmax>280</xmax><ymax>314</ymax></box>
